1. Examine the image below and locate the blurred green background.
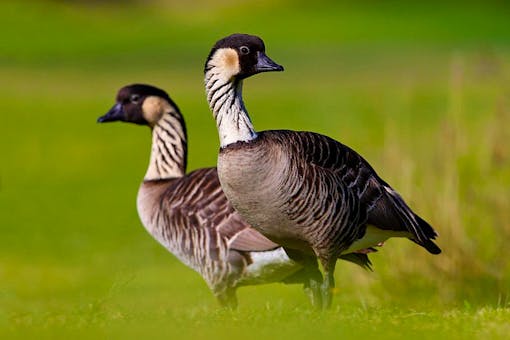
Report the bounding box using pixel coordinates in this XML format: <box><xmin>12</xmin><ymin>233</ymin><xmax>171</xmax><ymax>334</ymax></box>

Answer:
<box><xmin>1</xmin><ymin>0</ymin><xmax>509</xmax><ymax>338</ymax></box>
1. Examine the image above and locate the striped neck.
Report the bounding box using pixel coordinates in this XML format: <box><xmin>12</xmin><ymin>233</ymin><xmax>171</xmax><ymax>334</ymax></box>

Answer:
<box><xmin>205</xmin><ymin>69</ymin><xmax>257</xmax><ymax>148</ymax></box>
<box><xmin>145</xmin><ymin>110</ymin><xmax>187</xmax><ymax>180</ymax></box>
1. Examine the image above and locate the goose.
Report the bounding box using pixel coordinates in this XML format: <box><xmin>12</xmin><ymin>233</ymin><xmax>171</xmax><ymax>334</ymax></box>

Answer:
<box><xmin>204</xmin><ymin>34</ymin><xmax>441</xmax><ymax>309</ymax></box>
<box><xmin>97</xmin><ymin>84</ymin><xmax>370</xmax><ymax>308</ymax></box>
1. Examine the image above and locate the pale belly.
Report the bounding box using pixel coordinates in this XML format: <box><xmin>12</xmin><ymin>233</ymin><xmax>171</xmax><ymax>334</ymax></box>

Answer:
<box><xmin>239</xmin><ymin>248</ymin><xmax>303</xmax><ymax>285</ymax></box>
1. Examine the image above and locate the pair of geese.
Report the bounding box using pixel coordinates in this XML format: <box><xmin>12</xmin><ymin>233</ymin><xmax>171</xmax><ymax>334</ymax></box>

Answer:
<box><xmin>98</xmin><ymin>33</ymin><xmax>441</xmax><ymax>310</ymax></box>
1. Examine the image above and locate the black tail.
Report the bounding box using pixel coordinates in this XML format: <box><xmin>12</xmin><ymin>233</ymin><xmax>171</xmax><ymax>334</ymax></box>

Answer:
<box><xmin>413</xmin><ymin>215</ymin><xmax>441</xmax><ymax>254</ymax></box>
<box><xmin>378</xmin><ymin>185</ymin><xmax>441</xmax><ymax>255</ymax></box>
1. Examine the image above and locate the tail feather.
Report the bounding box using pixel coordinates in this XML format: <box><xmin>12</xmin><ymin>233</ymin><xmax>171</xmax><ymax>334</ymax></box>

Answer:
<box><xmin>380</xmin><ymin>186</ymin><xmax>441</xmax><ymax>254</ymax></box>
<box><xmin>415</xmin><ymin>214</ymin><xmax>439</xmax><ymax>240</ymax></box>
<box><xmin>413</xmin><ymin>215</ymin><xmax>441</xmax><ymax>254</ymax></box>
<box><xmin>338</xmin><ymin>253</ymin><xmax>373</xmax><ymax>271</ymax></box>
<box><xmin>422</xmin><ymin>239</ymin><xmax>441</xmax><ymax>254</ymax></box>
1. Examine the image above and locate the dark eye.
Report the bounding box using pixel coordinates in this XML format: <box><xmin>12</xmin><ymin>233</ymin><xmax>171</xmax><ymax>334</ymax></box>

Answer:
<box><xmin>239</xmin><ymin>46</ymin><xmax>250</xmax><ymax>55</ymax></box>
<box><xmin>130</xmin><ymin>94</ymin><xmax>140</xmax><ymax>103</ymax></box>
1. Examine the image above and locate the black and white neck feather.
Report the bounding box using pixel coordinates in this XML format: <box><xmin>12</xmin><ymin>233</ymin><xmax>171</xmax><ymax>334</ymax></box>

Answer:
<box><xmin>204</xmin><ymin>33</ymin><xmax>283</xmax><ymax>148</ymax></box>
<box><xmin>97</xmin><ymin>83</ymin><xmax>188</xmax><ymax>180</ymax></box>
<box><xmin>145</xmin><ymin>102</ymin><xmax>187</xmax><ymax>180</ymax></box>
<box><xmin>205</xmin><ymin>52</ymin><xmax>257</xmax><ymax>147</ymax></box>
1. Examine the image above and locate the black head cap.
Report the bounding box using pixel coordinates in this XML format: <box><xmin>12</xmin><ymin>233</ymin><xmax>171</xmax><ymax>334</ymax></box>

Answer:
<box><xmin>212</xmin><ymin>33</ymin><xmax>266</xmax><ymax>53</ymax></box>
<box><xmin>205</xmin><ymin>33</ymin><xmax>284</xmax><ymax>79</ymax></box>
<box><xmin>97</xmin><ymin>84</ymin><xmax>179</xmax><ymax>125</ymax></box>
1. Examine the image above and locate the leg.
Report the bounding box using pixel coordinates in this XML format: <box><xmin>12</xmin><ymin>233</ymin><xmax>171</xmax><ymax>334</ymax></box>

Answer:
<box><xmin>304</xmin><ymin>271</ymin><xmax>323</xmax><ymax>310</ymax></box>
<box><xmin>319</xmin><ymin>257</ymin><xmax>337</xmax><ymax>310</ymax></box>
<box><xmin>282</xmin><ymin>249</ymin><xmax>323</xmax><ymax>309</ymax></box>
<box><xmin>215</xmin><ymin>287</ymin><xmax>238</xmax><ymax>309</ymax></box>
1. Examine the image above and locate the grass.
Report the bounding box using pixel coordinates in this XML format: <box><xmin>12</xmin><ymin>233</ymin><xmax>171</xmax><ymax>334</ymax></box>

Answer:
<box><xmin>1</xmin><ymin>0</ymin><xmax>510</xmax><ymax>338</ymax></box>
<box><xmin>5</xmin><ymin>304</ymin><xmax>510</xmax><ymax>339</ymax></box>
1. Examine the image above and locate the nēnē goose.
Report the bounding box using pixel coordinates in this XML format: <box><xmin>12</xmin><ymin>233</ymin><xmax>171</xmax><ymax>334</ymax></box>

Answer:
<box><xmin>204</xmin><ymin>34</ymin><xmax>441</xmax><ymax>309</ymax></box>
<box><xmin>97</xmin><ymin>84</ymin><xmax>370</xmax><ymax>308</ymax></box>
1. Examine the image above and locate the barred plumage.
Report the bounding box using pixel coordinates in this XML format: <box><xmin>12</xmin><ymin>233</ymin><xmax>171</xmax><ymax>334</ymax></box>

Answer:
<box><xmin>205</xmin><ymin>34</ymin><xmax>441</xmax><ymax>309</ymax></box>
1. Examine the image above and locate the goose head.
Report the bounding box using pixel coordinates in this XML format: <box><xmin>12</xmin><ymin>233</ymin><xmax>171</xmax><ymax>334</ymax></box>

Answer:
<box><xmin>205</xmin><ymin>33</ymin><xmax>284</xmax><ymax>81</ymax></box>
<box><xmin>98</xmin><ymin>84</ymin><xmax>180</xmax><ymax>127</ymax></box>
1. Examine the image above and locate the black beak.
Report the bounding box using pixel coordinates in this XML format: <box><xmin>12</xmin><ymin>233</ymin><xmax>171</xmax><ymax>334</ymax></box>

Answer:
<box><xmin>97</xmin><ymin>103</ymin><xmax>125</xmax><ymax>123</ymax></box>
<box><xmin>255</xmin><ymin>51</ymin><xmax>284</xmax><ymax>73</ymax></box>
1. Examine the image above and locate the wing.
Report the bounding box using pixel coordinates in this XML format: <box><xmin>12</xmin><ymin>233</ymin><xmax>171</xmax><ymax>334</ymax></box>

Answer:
<box><xmin>265</xmin><ymin>130</ymin><xmax>440</xmax><ymax>254</ymax></box>
<box><xmin>161</xmin><ymin>167</ymin><xmax>279</xmax><ymax>253</ymax></box>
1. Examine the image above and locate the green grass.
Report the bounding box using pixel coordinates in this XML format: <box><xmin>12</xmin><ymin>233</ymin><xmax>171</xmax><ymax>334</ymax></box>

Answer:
<box><xmin>5</xmin><ymin>304</ymin><xmax>510</xmax><ymax>339</ymax></box>
<box><xmin>1</xmin><ymin>0</ymin><xmax>510</xmax><ymax>338</ymax></box>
